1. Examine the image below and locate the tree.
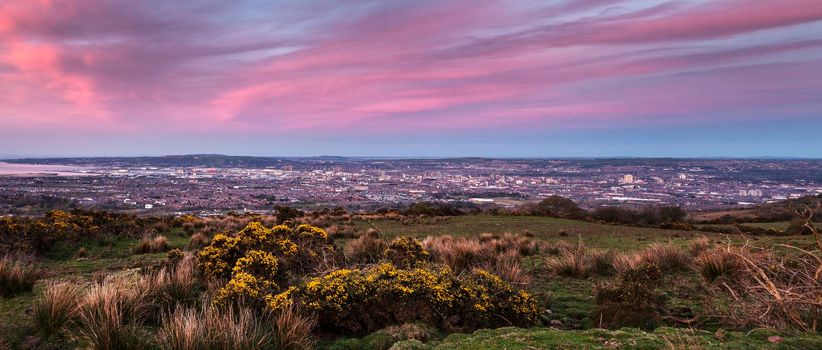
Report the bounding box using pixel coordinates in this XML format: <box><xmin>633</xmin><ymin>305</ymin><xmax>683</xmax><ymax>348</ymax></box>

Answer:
<box><xmin>531</xmin><ymin>196</ymin><xmax>585</xmax><ymax>219</ymax></box>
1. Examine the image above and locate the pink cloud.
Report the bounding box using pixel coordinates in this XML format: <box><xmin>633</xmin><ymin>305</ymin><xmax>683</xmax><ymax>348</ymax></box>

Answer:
<box><xmin>0</xmin><ymin>0</ymin><xmax>820</xmax><ymax>137</ymax></box>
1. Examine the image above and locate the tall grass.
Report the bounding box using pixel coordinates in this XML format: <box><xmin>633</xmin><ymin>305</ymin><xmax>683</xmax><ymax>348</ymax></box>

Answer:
<box><xmin>0</xmin><ymin>254</ymin><xmax>39</xmax><ymax>297</ymax></box>
<box><xmin>695</xmin><ymin>249</ymin><xmax>742</xmax><ymax>282</ymax></box>
<box><xmin>636</xmin><ymin>243</ymin><xmax>692</xmax><ymax>272</ymax></box>
<box><xmin>32</xmin><ymin>281</ymin><xmax>83</xmax><ymax>335</ymax></box>
<box><xmin>688</xmin><ymin>236</ymin><xmax>711</xmax><ymax>256</ymax></box>
<box><xmin>545</xmin><ymin>250</ymin><xmax>587</xmax><ymax>278</ymax></box>
<box><xmin>157</xmin><ymin>304</ymin><xmax>315</xmax><ymax>350</ymax></box>
<box><xmin>188</xmin><ymin>232</ymin><xmax>209</xmax><ymax>249</ymax></box>
<box><xmin>135</xmin><ymin>235</ymin><xmax>170</xmax><ymax>254</ymax></box>
<box><xmin>423</xmin><ymin>233</ymin><xmax>538</xmax><ymax>285</ymax></box>
<box><xmin>143</xmin><ymin>254</ymin><xmax>199</xmax><ymax>316</ymax></box>
<box><xmin>77</xmin><ymin>279</ymin><xmax>151</xmax><ymax>350</ymax></box>
<box><xmin>271</xmin><ymin>304</ymin><xmax>317</xmax><ymax>350</ymax></box>
<box><xmin>345</xmin><ymin>232</ymin><xmax>387</xmax><ymax>264</ymax></box>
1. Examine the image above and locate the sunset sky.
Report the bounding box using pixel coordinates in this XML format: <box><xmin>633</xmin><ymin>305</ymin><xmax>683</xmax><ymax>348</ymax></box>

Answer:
<box><xmin>1</xmin><ymin>0</ymin><xmax>821</xmax><ymax>157</ymax></box>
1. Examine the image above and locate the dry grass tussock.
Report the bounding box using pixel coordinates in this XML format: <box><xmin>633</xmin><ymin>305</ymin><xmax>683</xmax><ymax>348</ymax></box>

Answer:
<box><xmin>32</xmin><ymin>281</ymin><xmax>83</xmax><ymax>335</ymax></box>
<box><xmin>688</xmin><ymin>236</ymin><xmax>711</xmax><ymax>256</ymax></box>
<box><xmin>422</xmin><ymin>233</ymin><xmax>540</xmax><ymax>285</ymax></box>
<box><xmin>695</xmin><ymin>248</ymin><xmax>743</xmax><ymax>282</ymax></box>
<box><xmin>135</xmin><ymin>235</ymin><xmax>170</xmax><ymax>254</ymax></box>
<box><xmin>545</xmin><ymin>241</ymin><xmax>617</xmax><ymax>278</ymax></box>
<box><xmin>77</xmin><ymin>278</ymin><xmax>152</xmax><ymax>350</ymax></box>
<box><xmin>142</xmin><ymin>253</ymin><xmax>199</xmax><ymax>315</ymax></box>
<box><xmin>188</xmin><ymin>231</ymin><xmax>209</xmax><ymax>249</ymax></box>
<box><xmin>707</xmin><ymin>201</ymin><xmax>822</xmax><ymax>333</ymax></box>
<box><xmin>345</xmin><ymin>230</ymin><xmax>387</xmax><ymax>265</ymax></box>
<box><xmin>636</xmin><ymin>243</ymin><xmax>693</xmax><ymax>272</ymax></box>
<box><xmin>545</xmin><ymin>240</ymin><xmax>694</xmax><ymax>278</ymax></box>
<box><xmin>157</xmin><ymin>303</ymin><xmax>316</xmax><ymax>350</ymax></box>
<box><xmin>0</xmin><ymin>254</ymin><xmax>39</xmax><ymax>297</ymax></box>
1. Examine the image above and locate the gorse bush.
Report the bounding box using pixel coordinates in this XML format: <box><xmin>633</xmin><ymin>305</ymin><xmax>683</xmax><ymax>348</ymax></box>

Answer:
<box><xmin>199</xmin><ymin>222</ymin><xmax>537</xmax><ymax>334</ymax></box>
<box><xmin>384</xmin><ymin>236</ymin><xmax>430</xmax><ymax>268</ymax></box>
<box><xmin>198</xmin><ymin>222</ymin><xmax>338</xmax><ymax>307</ymax></box>
<box><xmin>1</xmin><ymin>210</ymin><xmax>155</xmax><ymax>255</ymax></box>
<box><xmin>0</xmin><ymin>254</ymin><xmax>39</xmax><ymax>297</ymax></box>
<box><xmin>299</xmin><ymin>263</ymin><xmax>538</xmax><ymax>334</ymax></box>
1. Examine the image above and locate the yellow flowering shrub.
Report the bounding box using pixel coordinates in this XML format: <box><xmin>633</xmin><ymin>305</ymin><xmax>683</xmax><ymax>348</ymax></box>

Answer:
<box><xmin>297</xmin><ymin>262</ymin><xmax>538</xmax><ymax>333</ymax></box>
<box><xmin>197</xmin><ymin>222</ymin><xmax>339</xmax><ymax>306</ymax></box>
<box><xmin>384</xmin><ymin>236</ymin><xmax>430</xmax><ymax>268</ymax></box>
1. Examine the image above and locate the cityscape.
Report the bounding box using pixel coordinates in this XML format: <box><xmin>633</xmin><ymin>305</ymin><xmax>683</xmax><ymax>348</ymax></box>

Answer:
<box><xmin>1</xmin><ymin>156</ymin><xmax>820</xmax><ymax>215</ymax></box>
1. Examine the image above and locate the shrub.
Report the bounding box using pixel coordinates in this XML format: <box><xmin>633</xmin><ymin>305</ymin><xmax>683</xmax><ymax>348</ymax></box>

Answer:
<box><xmin>77</xmin><ymin>279</ymin><xmax>152</xmax><ymax>350</ymax></box>
<box><xmin>198</xmin><ymin>222</ymin><xmax>335</xmax><ymax>280</ymax></box>
<box><xmin>135</xmin><ymin>235</ymin><xmax>170</xmax><ymax>254</ymax></box>
<box><xmin>384</xmin><ymin>237</ymin><xmax>429</xmax><ymax>268</ymax></box>
<box><xmin>33</xmin><ymin>281</ymin><xmax>83</xmax><ymax>335</ymax></box>
<box><xmin>696</xmin><ymin>249</ymin><xmax>742</xmax><ymax>282</ymax></box>
<box><xmin>0</xmin><ymin>254</ymin><xmax>39</xmax><ymax>297</ymax></box>
<box><xmin>299</xmin><ymin>263</ymin><xmax>538</xmax><ymax>333</ymax></box>
<box><xmin>198</xmin><ymin>222</ymin><xmax>337</xmax><ymax>307</ymax></box>
<box><xmin>530</xmin><ymin>195</ymin><xmax>586</xmax><ymax>219</ymax></box>
<box><xmin>595</xmin><ymin>264</ymin><xmax>666</xmax><ymax>329</ymax></box>
<box><xmin>637</xmin><ymin>243</ymin><xmax>692</xmax><ymax>272</ymax></box>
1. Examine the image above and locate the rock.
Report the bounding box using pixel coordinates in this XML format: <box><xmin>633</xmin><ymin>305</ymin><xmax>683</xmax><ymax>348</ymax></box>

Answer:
<box><xmin>714</xmin><ymin>328</ymin><xmax>726</xmax><ymax>341</ymax></box>
<box><xmin>550</xmin><ymin>319</ymin><xmax>563</xmax><ymax>327</ymax></box>
<box><xmin>768</xmin><ymin>335</ymin><xmax>783</xmax><ymax>343</ymax></box>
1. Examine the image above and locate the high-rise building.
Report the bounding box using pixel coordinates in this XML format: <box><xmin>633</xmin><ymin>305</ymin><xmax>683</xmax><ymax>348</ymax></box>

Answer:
<box><xmin>623</xmin><ymin>174</ymin><xmax>634</xmax><ymax>184</ymax></box>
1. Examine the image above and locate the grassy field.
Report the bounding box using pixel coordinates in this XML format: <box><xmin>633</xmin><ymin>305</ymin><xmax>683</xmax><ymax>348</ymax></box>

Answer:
<box><xmin>2</xmin><ymin>215</ymin><xmax>820</xmax><ymax>349</ymax></box>
<box><xmin>356</xmin><ymin>215</ymin><xmax>816</xmax><ymax>251</ymax></box>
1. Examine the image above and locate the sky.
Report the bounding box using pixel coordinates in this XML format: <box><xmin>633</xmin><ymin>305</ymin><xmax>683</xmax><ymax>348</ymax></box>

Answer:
<box><xmin>1</xmin><ymin>0</ymin><xmax>821</xmax><ymax>158</ymax></box>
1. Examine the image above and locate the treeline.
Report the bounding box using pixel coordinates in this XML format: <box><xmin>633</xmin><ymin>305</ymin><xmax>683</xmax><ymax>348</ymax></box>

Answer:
<box><xmin>523</xmin><ymin>195</ymin><xmax>688</xmax><ymax>227</ymax></box>
<box><xmin>706</xmin><ymin>194</ymin><xmax>822</xmax><ymax>224</ymax></box>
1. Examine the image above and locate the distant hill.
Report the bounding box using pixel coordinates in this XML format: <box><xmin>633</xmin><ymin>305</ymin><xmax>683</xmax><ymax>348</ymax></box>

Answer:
<box><xmin>3</xmin><ymin>154</ymin><xmax>350</xmax><ymax>168</ymax></box>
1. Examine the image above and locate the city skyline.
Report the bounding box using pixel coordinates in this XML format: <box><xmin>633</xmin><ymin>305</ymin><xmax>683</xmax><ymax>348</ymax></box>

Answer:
<box><xmin>2</xmin><ymin>1</ymin><xmax>822</xmax><ymax>157</ymax></box>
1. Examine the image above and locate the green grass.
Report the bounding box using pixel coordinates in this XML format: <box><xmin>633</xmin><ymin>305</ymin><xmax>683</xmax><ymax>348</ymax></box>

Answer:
<box><xmin>356</xmin><ymin>215</ymin><xmax>705</xmax><ymax>251</ymax></box>
<box><xmin>0</xmin><ymin>228</ymin><xmax>192</xmax><ymax>346</ymax></box>
<box><xmin>388</xmin><ymin>327</ymin><xmax>822</xmax><ymax>350</ymax></box>
<box><xmin>355</xmin><ymin>215</ymin><xmax>815</xmax><ymax>252</ymax></box>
